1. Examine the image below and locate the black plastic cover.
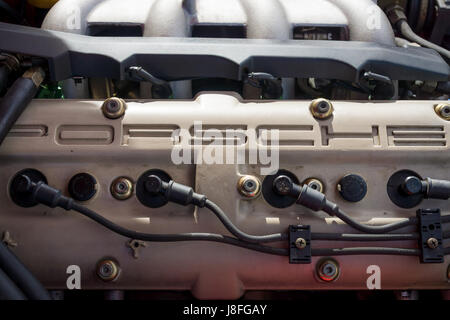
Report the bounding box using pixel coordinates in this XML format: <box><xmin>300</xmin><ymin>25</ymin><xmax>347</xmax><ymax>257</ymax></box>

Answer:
<box><xmin>416</xmin><ymin>208</ymin><xmax>444</xmax><ymax>264</ymax></box>
<box><xmin>289</xmin><ymin>225</ymin><xmax>311</xmax><ymax>264</ymax></box>
<box><xmin>0</xmin><ymin>23</ymin><xmax>448</xmax><ymax>82</ymax></box>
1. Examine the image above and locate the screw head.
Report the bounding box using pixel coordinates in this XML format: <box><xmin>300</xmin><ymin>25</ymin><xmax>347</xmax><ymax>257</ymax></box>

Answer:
<box><xmin>102</xmin><ymin>97</ymin><xmax>126</xmax><ymax>119</ymax></box>
<box><xmin>427</xmin><ymin>237</ymin><xmax>439</xmax><ymax>249</ymax></box>
<box><xmin>295</xmin><ymin>237</ymin><xmax>307</xmax><ymax>249</ymax></box>
<box><xmin>310</xmin><ymin>98</ymin><xmax>334</xmax><ymax>119</ymax></box>
<box><xmin>97</xmin><ymin>259</ymin><xmax>120</xmax><ymax>282</ymax></box>
<box><xmin>237</xmin><ymin>175</ymin><xmax>261</xmax><ymax>198</ymax></box>
<box><xmin>111</xmin><ymin>177</ymin><xmax>133</xmax><ymax>200</ymax></box>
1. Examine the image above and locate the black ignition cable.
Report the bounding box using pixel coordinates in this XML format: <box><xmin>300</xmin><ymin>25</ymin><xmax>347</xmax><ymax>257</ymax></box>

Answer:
<box><xmin>13</xmin><ymin>175</ymin><xmax>450</xmax><ymax>258</ymax></box>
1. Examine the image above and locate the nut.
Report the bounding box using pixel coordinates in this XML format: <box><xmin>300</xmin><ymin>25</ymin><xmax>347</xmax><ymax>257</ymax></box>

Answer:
<box><xmin>435</xmin><ymin>103</ymin><xmax>450</xmax><ymax>121</ymax></box>
<box><xmin>237</xmin><ymin>175</ymin><xmax>261</xmax><ymax>198</ymax></box>
<box><xmin>426</xmin><ymin>237</ymin><xmax>439</xmax><ymax>249</ymax></box>
<box><xmin>102</xmin><ymin>97</ymin><xmax>126</xmax><ymax>119</ymax></box>
<box><xmin>111</xmin><ymin>177</ymin><xmax>133</xmax><ymax>200</ymax></box>
<box><xmin>317</xmin><ymin>259</ymin><xmax>339</xmax><ymax>282</ymax></box>
<box><xmin>310</xmin><ymin>98</ymin><xmax>333</xmax><ymax>119</ymax></box>
<box><xmin>97</xmin><ymin>259</ymin><xmax>120</xmax><ymax>282</ymax></box>
<box><xmin>295</xmin><ymin>237</ymin><xmax>306</xmax><ymax>249</ymax></box>
<box><xmin>303</xmin><ymin>178</ymin><xmax>324</xmax><ymax>193</ymax></box>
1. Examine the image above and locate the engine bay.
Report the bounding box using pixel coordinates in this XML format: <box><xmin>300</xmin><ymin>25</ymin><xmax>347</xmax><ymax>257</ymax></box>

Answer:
<box><xmin>0</xmin><ymin>0</ymin><xmax>449</xmax><ymax>302</ymax></box>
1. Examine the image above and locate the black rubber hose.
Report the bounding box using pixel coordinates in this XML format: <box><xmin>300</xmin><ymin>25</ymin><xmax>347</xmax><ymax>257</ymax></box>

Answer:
<box><xmin>397</xmin><ymin>19</ymin><xmax>450</xmax><ymax>60</ymax></box>
<box><xmin>0</xmin><ymin>268</ymin><xmax>26</xmax><ymax>300</ymax></box>
<box><xmin>204</xmin><ymin>200</ymin><xmax>287</xmax><ymax>243</ymax></box>
<box><xmin>312</xmin><ymin>247</ymin><xmax>420</xmax><ymax>256</ymax></box>
<box><xmin>70</xmin><ymin>202</ymin><xmax>287</xmax><ymax>255</ymax></box>
<box><xmin>312</xmin><ymin>233</ymin><xmax>419</xmax><ymax>241</ymax></box>
<box><xmin>0</xmin><ymin>241</ymin><xmax>51</xmax><ymax>300</ymax></box>
<box><xmin>0</xmin><ymin>67</ymin><xmax>44</xmax><ymax>146</ymax></box>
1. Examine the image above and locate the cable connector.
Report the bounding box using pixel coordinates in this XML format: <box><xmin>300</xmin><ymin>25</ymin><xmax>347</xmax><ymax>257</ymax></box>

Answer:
<box><xmin>402</xmin><ymin>176</ymin><xmax>450</xmax><ymax>200</ymax></box>
<box><xmin>15</xmin><ymin>175</ymin><xmax>74</xmax><ymax>210</ymax></box>
<box><xmin>272</xmin><ymin>175</ymin><xmax>339</xmax><ymax>216</ymax></box>
<box><xmin>145</xmin><ymin>175</ymin><xmax>207</xmax><ymax>207</ymax></box>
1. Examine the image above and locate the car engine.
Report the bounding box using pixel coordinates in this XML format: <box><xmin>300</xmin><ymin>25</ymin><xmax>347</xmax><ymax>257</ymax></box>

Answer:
<box><xmin>0</xmin><ymin>0</ymin><xmax>449</xmax><ymax>302</ymax></box>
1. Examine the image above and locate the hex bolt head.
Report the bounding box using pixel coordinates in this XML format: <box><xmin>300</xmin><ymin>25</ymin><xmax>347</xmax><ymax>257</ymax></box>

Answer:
<box><xmin>295</xmin><ymin>237</ymin><xmax>307</xmax><ymax>249</ymax></box>
<box><xmin>237</xmin><ymin>175</ymin><xmax>261</xmax><ymax>198</ymax></box>
<box><xmin>427</xmin><ymin>237</ymin><xmax>439</xmax><ymax>249</ymax></box>
<box><xmin>273</xmin><ymin>175</ymin><xmax>293</xmax><ymax>195</ymax></box>
<box><xmin>102</xmin><ymin>97</ymin><xmax>126</xmax><ymax>119</ymax></box>
<box><xmin>97</xmin><ymin>259</ymin><xmax>120</xmax><ymax>282</ymax></box>
<box><xmin>435</xmin><ymin>103</ymin><xmax>450</xmax><ymax>121</ymax></box>
<box><xmin>303</xmin><ymin>178</ymin><xmax>324</xmax><ymax>193</ymax></box>
<box><xmin>310</xmin><ymin>98</ymin><xmax>334</xmax><ymax>119</ymax></box>
<box><xmin>110</xmin><ymin>177</ymin><xmax>133</xmax><ymax>200</ymax></box>
<box><xmin>317</xmin><ymin>259</ymin><xmax>340</xmax><ymax>282</ymax></box>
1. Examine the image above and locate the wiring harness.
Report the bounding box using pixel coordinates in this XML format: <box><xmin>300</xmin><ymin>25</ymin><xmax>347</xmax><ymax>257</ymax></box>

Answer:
<box><xmin>12</xmin><ymin>174</ymin><xmax>450</xmax><ymax>264</ymax></box>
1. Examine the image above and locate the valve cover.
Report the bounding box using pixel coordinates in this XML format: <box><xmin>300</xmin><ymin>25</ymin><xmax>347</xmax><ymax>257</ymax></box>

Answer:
<box><xmin>0</xmin><ymin>94</ymin><xmax>449</xmax><ymax>299</ymax></box>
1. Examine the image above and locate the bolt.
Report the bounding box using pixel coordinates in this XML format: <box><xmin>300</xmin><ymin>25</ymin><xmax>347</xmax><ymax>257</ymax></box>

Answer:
<box><xmin>317</xmin><ymin>259</ymin><xmax>339</xmax><ymax>282</ymax></box>
<box><xmin>110</xmin><ymin>177</ymin><xmax>133</xmax><ymax>200</ymax></box>
<box><xmin>97</xmin><ymin>259</ymin><xmax>120</xmax><ymax>282</ymax></box>
<box><xmin>303</xmin><ymin>178</ymin><xmax>324</xmax><ymax>193</ymax></box>
<box><xmin>310</xmin><ymin>98</ymin><xmax>334</xmax><ymax>119</ymax></box>
<box><xmin>295</xmin><ymin>237</ymin><xmax>307</xmax><ymax>249</ymax></box>
<box><xmin>102</xmin><ymin>97</ymin><xmax>126</xmax><ymax>119</ymax></box>
<box><xmin>427</xmin><ymin>237</ymin><xmax>439</xmax><ymax>249</ymax></box>
<box><xmin>273</xmin><ymin>175</ymin><xmax>293</xmax><ymax>195</ymax></box>
<box><xmin>317</xmin><ymin>101</ymin><xmax>330</xmax><ymax>113</ymax></box>
<box><xmin>237</xmin><ymin>175</ymin><xmax>261</xmax><ymax>198</ymax></box>
<box><xmin>435</xmin><ymin>103</ymin><xmax>450</xmax><ymax>121</ymax></box>
<box><xmin>441</xmin><ymin>106</ymin><xmax>450</xmax><ymax>117</ymax></box>
<box><xmin>106</xmin><ymin>100</ymin><xmax>120</xmax><ymax>113</ymax></box>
